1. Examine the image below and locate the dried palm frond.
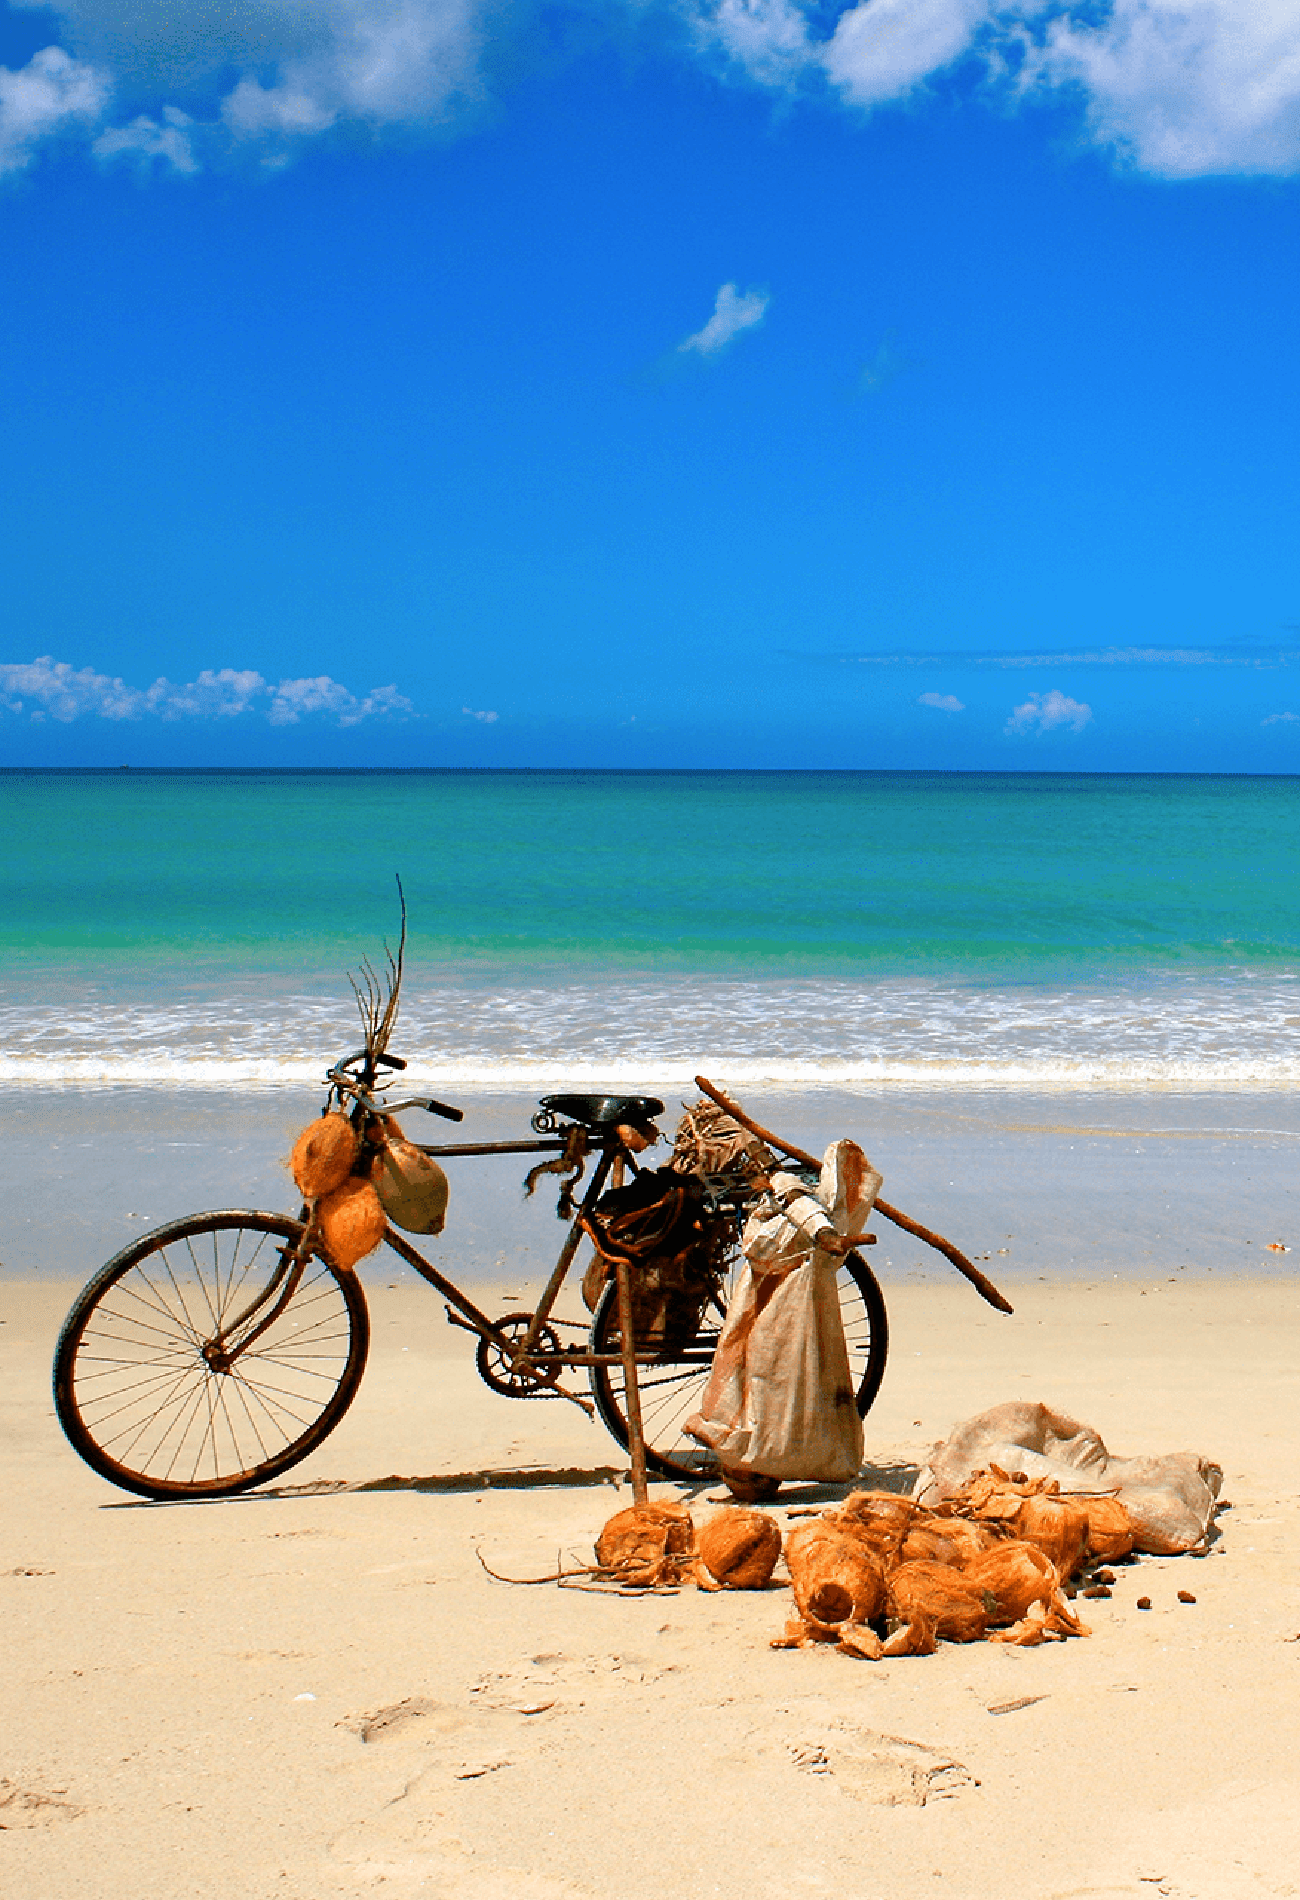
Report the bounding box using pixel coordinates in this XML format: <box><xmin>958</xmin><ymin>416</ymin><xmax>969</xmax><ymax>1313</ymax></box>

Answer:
<box><xmin>349</xmin><ymin>877</ymin><xmax>407</xmax><ymax>1071</ymax></box>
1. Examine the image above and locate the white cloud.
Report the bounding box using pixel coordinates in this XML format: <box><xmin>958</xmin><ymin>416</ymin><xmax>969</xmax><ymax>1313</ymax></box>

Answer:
<box><xmin>692</xmin><ymin>0</ymin><xmax>815</xmax><ymax>88</ymax></box>
<box><xmin>462</xmin><ymin>705</ymin><xmax>499</xmax><ymax>722</ymax></box>
<box><xmin>678</xmin><ymin>282</ymin><xmax>770</xmax><ymax>357</ymax></box>
<box><xmin>824</xmin><ymin>0</ymin><xmax>990</xmax><ymax>106</ymax></box>
<box><xmin>0</xmin><ymin>655</ymin><xmax>413</xmax><ymax>727</ymax></box>
<box><xmin>0</xmin><ymin>655</ymin><xmax>140</xmax><ymax>721</ymax></box>
<box><xmin>144</xmin><ymin>669</ymin><xmax>268</xmax><ymax>718</ymax></box>
<box><xmin>1005</xmin><ymin>688</ymin><xmax>1093</xmax><ymax>735</ymax></box>
<box><xmin>267</xmin><ymin>676</ymin><xmax>414</xmax><ymax>726</ymax></box>
<box><xmin>1262</xmin><ymin>711</ymin><xmax>1300</xmax><ymax>726</ymax></box>
<box><xmin>10</xmin><ymin>1</ymin><xmax>1300</xmax><ymax>178</ymax></box>
<box><xmin>918</xmin><ymin>691</ymin><xmax>964</xmax><ymax>711</ymax></box>
<box><xmin>0</xmin><ymin>45</ymin><xmax>110</xmax><ymax>175</ymax></box>
<box><xmin>693</xmin><ymin>0</ymin><xmax>1300</xmax><ymax>178</ymax></box>
<box><xmin>94</xmin><ymin>107</ymin><xmax>197</xmax><ymax>172</ymax></box>
<box><xmin>1026</xmin><ymin>1</ymin><xmax>1300</xmax><ymax>179</ymax></box>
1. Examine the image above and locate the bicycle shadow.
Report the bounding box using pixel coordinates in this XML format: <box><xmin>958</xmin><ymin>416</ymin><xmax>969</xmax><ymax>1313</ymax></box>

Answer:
<box><xmin>105</xmin><ymin>1458</ymin><xmax>923</xmax><ymax>1508</ymax></box>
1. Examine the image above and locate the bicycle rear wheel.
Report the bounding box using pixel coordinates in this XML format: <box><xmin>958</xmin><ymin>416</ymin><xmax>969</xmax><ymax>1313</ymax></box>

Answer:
<box><xmin>53</xmin><ymin>1211</ymin><xmax>369</xmax><ymax>1501</ymax></box>
<box><xmin>589</xmin><ymin>1251</ymin><xmax>888</xmax><ymax>1482</ymax></box>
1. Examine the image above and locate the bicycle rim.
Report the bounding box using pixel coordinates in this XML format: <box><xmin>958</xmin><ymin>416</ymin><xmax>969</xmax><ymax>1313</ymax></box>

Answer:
<box><xmin>53</xmin><ymin>1211</ymin><xmax>369</xmax><ymax>1500</ymax></box>
<box><xmin>589</xmin><ymin>1251</ymin><xmax>888</xmax><ymax>1482</ymax></box>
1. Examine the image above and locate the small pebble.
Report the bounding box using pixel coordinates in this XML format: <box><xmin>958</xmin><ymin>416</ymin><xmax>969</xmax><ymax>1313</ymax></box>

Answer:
<box><xmin>1177</xmin><ymin>1590</ymin><xmax>1197</xmax><ymax>1604</ymax></box>
<box><xmin>1094</xmin><ymin>1569</ymin><xmax>1116</xmax><ymax>1586</ymax></box>
<box><xmin>1136</xmin><ymin>1596</ymin><xmax>1152</xmax><ymax>1610</ymax></box>
<box><xmin>1082</xmin><ymin>1585</ymin><xmax>1112</xmax><ymax>1599</ymax></box>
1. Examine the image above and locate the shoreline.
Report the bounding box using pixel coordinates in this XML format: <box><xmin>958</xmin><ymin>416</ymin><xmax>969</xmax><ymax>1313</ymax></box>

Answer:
<box><xmin>3</xmin><ymin>1083</ymin><xmax>1295</xmax><ymax>1287</ymax></box>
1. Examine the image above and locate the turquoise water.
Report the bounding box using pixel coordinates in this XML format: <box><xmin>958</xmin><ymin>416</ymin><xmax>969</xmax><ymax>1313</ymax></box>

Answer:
<box><xmin>3</xmin><ymin>769</ymin><xmax>1299</xmax><ymax>1087</ymax></box>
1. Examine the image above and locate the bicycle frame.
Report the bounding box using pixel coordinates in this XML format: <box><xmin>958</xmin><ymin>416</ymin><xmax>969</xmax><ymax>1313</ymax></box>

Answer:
<box><xmin>203</xmin><ymin>1118</ymin><xmax>685</xmax><ymax>1416</ymax></box>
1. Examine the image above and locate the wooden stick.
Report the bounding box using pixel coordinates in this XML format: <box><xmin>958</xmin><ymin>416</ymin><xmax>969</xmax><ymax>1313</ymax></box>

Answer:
<box><xmin>613</xmin><ymin>1257</ymin><xmax>650</xmax><ymax>1505</ymax></box>
<box><xmin>693</xmin><ymin>1074</ymin><xmax>1014</xmax><ymax>1316</ymax></box>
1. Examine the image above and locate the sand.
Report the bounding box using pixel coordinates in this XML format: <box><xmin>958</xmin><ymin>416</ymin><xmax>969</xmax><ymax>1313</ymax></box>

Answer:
<box><xmin>6</xmin><ymin>1256</ymin><xmax>1300</xmax><ymax>1900</ymax></box>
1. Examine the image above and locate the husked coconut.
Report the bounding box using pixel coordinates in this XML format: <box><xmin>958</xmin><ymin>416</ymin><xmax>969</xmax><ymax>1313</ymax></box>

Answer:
<box><xmin>899</xmin><ymin>1514</ymin><xmax>1001</xmax><ymax>1569</ymax></box>
<box><xmin>595</xmin><ymin>1502</ymin><xmax>694</xmax><ymax>1587</ymax></box>
<box><xmin>317</xmin><ymin>1177</ymin><xmax>387</xmax><ymax>1270</ymax></box>
<box><xmin>785</xmin><ymin>1521</ymin><xmax>887</xmax><ymax>1628</ymax></box>
<box><xmin>964</xmin><ymin>1542</ymin><xmax>1089</xmax><ymax>1644</ymax></box>
<box><xmin>830</xmin><ymin>1491</ymin><xmax>918</xmax><ymax>1570</ymax></box>
<box><xmin>886</xmin><ymin>1560</ymin><xmax>990</xmax><ymax>1648</ymax></box>
<box><xmin>696</xmin><ymin>1509</ymin><xmax>781</xmax><ymax>1591</ymax></box>
<box><xmin>290</xmin><ymin>1113</ymin><xmax>358</xmax><ymax>1200</ymax></box>
<box><xmin>1080</xmin><ymin>1495</ymin><xmax>1136</xmax><ymax>1564</ymax></box>
<box><xmin>1013</xmin><ymin>1492</ymin><xmax>1091</xmax><ymax>1582</ymax></box>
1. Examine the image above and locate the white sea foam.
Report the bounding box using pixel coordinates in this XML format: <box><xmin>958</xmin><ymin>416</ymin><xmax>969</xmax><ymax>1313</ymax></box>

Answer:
<box><xmin>3</xmin><ymin>970</ymin><xmax>1298</xmax><ymax>1090</ymax></box>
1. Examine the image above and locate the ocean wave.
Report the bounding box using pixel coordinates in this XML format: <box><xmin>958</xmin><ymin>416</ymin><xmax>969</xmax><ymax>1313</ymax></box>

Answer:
<box><xmin>3</xmin><ymin>1057</ymin><xmax>1300</xmax><ymax>1091</ymax></box>
<box><xmin>4</xmin><ymin>971</ymin><xmax>1299</xmax><ymax>1090</ymax></box>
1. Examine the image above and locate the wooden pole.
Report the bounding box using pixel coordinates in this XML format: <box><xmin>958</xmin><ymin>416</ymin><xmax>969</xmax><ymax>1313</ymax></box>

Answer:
<box><xmin>693</xmin><ymin>1074</ymin><xmax>1014</xmax><ymax>1317</ymax></box>
<box><xmin>613</xmin><ymin>1257</ymin><xmax>650</xmax><ymax>1506</ymax></box>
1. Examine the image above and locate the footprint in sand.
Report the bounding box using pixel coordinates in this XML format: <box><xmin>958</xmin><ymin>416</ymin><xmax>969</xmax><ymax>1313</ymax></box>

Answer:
<box><xmin>786</xmin><ymin>1727</ymin><xmax>975</xmax><ymax>1807</ymax></box>
<box><xmin>0</xmin><ymin>1779</ymin><xmax>84</xmax><ymax>1829</ymax></box>
<box><xmin>343</xmin><ymin>1697</ymin><xmax>441</xmax><ymax>1743</ymax></box>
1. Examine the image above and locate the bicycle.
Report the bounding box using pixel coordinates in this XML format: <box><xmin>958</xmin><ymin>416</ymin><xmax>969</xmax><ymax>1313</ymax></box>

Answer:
<box><xmin>52</xmin><ymin>1051</ymin><xmax>890</xmax><ymax>1502</ymax></box>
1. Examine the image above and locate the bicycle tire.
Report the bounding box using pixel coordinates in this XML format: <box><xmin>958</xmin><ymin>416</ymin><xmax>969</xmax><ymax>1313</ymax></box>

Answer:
<box><xmin>588</xmin><ymin>1250</ymin><xmax>888</xmax><ymax>1482</ymax></box>
<box><xmin>53</xmin><ymin>1211</ymin><xmax>370</xmax><ymax>1501</ymax></box>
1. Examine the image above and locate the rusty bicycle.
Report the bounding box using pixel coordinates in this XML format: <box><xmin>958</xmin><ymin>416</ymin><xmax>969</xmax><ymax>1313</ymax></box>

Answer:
<box><xmin>52</xmin><ymin>1050</ymin><xmax>892</xmax><ymax>1501</ymax></box>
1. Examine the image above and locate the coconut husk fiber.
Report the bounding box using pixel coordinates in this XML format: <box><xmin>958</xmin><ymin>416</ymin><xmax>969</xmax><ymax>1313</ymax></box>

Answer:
<box><xmin>962</xmin><ymin>1541</ymin><xmax>1085</xmax><ymax>1633</ymax></box>
<box><xmin>829</xmin><ymin>1491</ymin><xmax>918</xmax><ymax>1570</ymax></box>
<box><xmin>784</xmin><ymin>1521</ymin><xmax>887</xmax><ymax>1629</ymax></box>
<box><xmin>886</xmin><ymin>1561</ymin><xmax>990</xmax><ymax>1653</ymax></box>
<box><xmin>899</xmin><ymin>1514</ymin><xmax>1001</xmax><ymax>1570</ymax></box>
<box><xmin>290</xmin><ymin>1113</ymin><xmax>358</xmax><ymax>1201</ymax></box>
<box><xmin>1011</xmin><ymin>1491</ymin><xmax>1092</xmax><ymax>1582</ymax></box>
<box><xmin>1080</xmin><ymin>1495</ymin><xmax>1137</xmax><ymax>1564</ymax></box>
<box><xmin>595</xmin><ymin>1502</ymin><xmax>694</xmax><ymax>1589</ymax></box>
<box><xmin>695</xmin><ymin>1509</ymin><xmax>781</xmax><ymax>1591</ymax></box>
<box><xmin>933</xmin><ymin>1468</ymin><xmax>1098</xmax><ymax>1582</ymax></box>
<box><xmin>317</xmin><ymin>1177</ymin><xmax>387</xmax><ymax>1271</ymax></box>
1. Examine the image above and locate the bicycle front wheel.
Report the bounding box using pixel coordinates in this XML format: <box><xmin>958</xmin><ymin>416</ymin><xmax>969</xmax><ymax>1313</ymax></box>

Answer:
<box><xmin>589</xmin><ymin>1251</ymin><xmax>889</xmax><ymax>1482</ymax></box>
<box><xmin>53</xmin><ymin>1211</ymin><xmax>369</xmax><ymax>1501</ymax></box>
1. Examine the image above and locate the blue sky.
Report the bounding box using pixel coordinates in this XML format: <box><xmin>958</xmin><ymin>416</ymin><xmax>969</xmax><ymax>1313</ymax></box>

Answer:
<box><xmin>2</xmin><ymin>0</ymin><xmax>1299</xmax><ymax>771</ymax></box>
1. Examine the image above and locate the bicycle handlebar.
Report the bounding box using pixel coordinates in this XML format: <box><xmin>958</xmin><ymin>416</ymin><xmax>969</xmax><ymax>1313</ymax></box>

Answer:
<box><xmin>327</xmin><ymin>1054</ymin><xmax>464</xmax><ymax>1123</ymax></box>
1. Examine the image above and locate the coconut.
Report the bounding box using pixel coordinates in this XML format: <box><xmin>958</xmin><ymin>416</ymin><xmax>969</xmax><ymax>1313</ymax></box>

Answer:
<box><xmin>696</xmin><ymin>1509</ymin><xmax>781</xmax><ymax>1591</ymax></box>
<box><xmin>290</xmin><ymin>1113</ymin><xmax>358</xmax><ymax>1200</ymax></box>
<box><xmin>899</xmin><ymin>1514</ymin><xmax>1001</xmax><ymax>1569</ymax></box>
<box><xmin>828</xmin><ymin>1491</ymin><xmax>917</xmax><ymax>1570</ymax></box>
<box><xmin>1080</xmin><ymin>1495</ymin><xmax>1137</xmax><ymax>1564</ymax></box>
<box><xmin>595</xmin><ymin>1502</ymin><xmax>694</xmax><ymax>1587</ymax></box>
<box><xmin>906</xmin><ymin>1513</ymin><xmax>1001</xmax><ymax>1568</ymax></box>
<box><xmin>785</xmin><ymin>1522</ymin><xmax>887</xmax><ymax>1628</ymax></box>
<box><xmin>886</xmin><ymin>1560</ymin><xmax>990</xmax><ymax>1646</ymax></box>
<box><xmin>1013</xmin><ymin>1492</ymin><xmax>1091</xmax><ymax>1582</ymax></box>
<box><xmin>963</xmin><ymin>1541</ymin><xmax>1059</xmax><ymax>1624</ymax></box>
<box><xmin>317</xmin><ymin>1177</ymin><xmax>387</xmax><ymax>1271</ymax></box>
<box><xmin>965</xmin><ymin>1542</ymin><xmax>1089</xmax><ymax>1643</ymax></box>
<box><xmin>370</xmin><ymin>1126</ymin><xmax>449</xmax><ymax>1236</ymax></box>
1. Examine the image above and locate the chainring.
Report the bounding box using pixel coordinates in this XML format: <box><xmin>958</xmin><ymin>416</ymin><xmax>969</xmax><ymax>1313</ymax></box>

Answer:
<box><xmin>475</xmin><ymin>1314</ymin><xmax>564</xmax><ymax>1398</ymax></box>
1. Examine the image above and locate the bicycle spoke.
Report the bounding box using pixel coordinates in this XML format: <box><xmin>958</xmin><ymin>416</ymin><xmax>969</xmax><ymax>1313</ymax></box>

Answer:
<box><xmin>57</xmin><ymin>1215</ymin><xmax>365</xmax><ymax>1498</ymax></box>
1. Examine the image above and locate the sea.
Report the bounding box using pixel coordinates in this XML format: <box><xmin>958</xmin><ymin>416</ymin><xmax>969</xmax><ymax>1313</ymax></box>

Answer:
<box><xmin>3</xmin><ymin>767</ymin><xmax>1299</xmax><ymax>1094</ymax></box>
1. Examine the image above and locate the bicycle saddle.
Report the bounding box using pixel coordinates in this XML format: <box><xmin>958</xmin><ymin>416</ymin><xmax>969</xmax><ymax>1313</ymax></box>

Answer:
<box><xmin>538</xmin><ymin>1093</ymin><xmax>665</xmax><ymax>1128</ymax></box>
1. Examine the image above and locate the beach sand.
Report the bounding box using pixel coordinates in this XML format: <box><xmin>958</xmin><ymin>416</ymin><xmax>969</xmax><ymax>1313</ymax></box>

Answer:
<box><xmin>4</xmin><ymin>1089</ymin><xmax>1300</xmax><ymax>1898</ymax></box>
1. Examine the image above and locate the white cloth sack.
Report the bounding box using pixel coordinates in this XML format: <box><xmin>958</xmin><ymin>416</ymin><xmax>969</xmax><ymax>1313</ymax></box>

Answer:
<box><xmin>684</xmin><ymin>1139</ymin><xmax>882</xmax><ymax>1482</ymax></box>
<box><xmin>913</xmin><ymin>1400</ymin><xmax>1223</xmax><ymax>1555</ymax></box>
